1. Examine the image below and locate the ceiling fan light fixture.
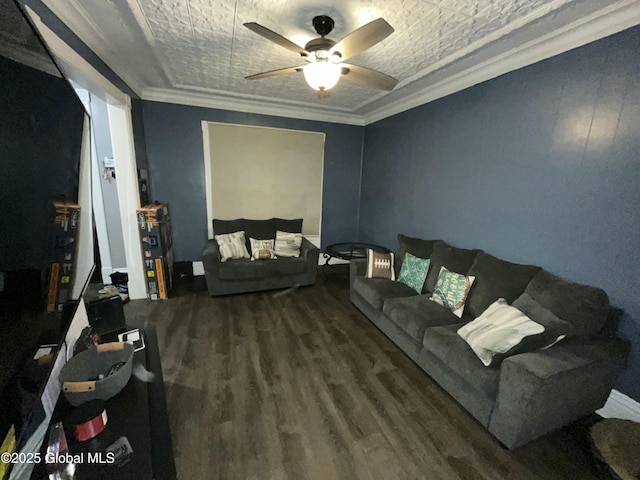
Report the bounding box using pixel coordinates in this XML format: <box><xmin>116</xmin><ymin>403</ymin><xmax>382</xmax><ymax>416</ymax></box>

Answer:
<box><xmin>303</xmin><ymin>61</ymin><xmax>341</xmax><ymax>91</ymax></box>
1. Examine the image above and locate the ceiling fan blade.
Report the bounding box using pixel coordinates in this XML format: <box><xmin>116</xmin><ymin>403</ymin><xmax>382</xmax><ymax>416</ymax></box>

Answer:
<box><xmin>341</xmin><ymin>64</ymin><xmax>398</xmax><ymax>91</ymax></box>
<box><xmin>244</xmin><ymin>22</ymin><xmax>309</xmax><ymax>57</ymax></box>
<box><xmin>245</xmin><ymin>66</ymin><xmax>304</xmax><ymax>80</ymax></box>
<box><xmin>330</xmin><ymin>18</ymin><xmax>394</xmax><ymax>61</ymax></box>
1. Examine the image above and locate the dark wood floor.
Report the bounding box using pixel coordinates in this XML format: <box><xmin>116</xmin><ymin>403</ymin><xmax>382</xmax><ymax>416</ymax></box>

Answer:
<box><xmin>125</xmin><ymin>270</ymin><xmax>609</xmax><ymax>480</ymax></box>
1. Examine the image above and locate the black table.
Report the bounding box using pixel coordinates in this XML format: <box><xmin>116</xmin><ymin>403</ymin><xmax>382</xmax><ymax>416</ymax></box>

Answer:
<box><xmin>322</xmin><ymin>242</ymin><xmax>391</xmax><ymax>274</ymax></box>
<box><xmin>31</xmin><ymin>326</ymin><xmax>176</xmax><ymax>479</ymax></box>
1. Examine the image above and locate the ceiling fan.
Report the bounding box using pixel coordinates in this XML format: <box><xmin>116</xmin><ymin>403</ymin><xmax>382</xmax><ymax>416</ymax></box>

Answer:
<box><xmin>244</xmin><ymin>15</ymin><xmax>399</xmax><ymax>94</ymax></box>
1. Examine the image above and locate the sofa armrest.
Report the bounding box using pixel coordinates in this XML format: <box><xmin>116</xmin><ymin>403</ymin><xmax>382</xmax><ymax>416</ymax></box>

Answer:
<box><xmin>350</xmin><ymin>259</ymin><xmax>367</xmax><ymax>296</ymax></box>
<box><xmin>202</xmin><ymin>239</ymin><xmax>221</xmax><ymax>274</ymax></box>
<box><xmin>300</xmin><ymin>237</ymin><xmax>319</xmax><ymax>260</ymax></box>
<box><xmin>488</xmin><ymin>338</ymin><xmax>629</xmax><ymax>448</ymax></box>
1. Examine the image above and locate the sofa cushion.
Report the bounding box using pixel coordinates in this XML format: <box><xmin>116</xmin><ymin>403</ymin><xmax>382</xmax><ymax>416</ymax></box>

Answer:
<box><xmin>245</xmin><ymin>219</ymin><xmax>276</xmax><ymax>242</ymax></box>
<box><xmin>213</xmin><ymin>218</ymin><xmax>245</xmax><ymax>235</ymax></box>
<box><xmin>465</xmin><ymin>252</ymin><xmax>540</xmax><ymax>319</ymax></box>
<box><xmin>397</xmin><ymin>253</ymin><xmax>430</xmax><ymax>293</ymax></box>
<box><xmin>218</xmin><ymin>256</ymin><xmax>306</xmax><ymax>280</ymax></box>
<box><xmin>424</xmin><ymin>242</ymin><xmax>481</xmax><ymax>293</ymax></box>
<box><xmin>382</xmin><ymin>295</ymin><xmax>460</xmax><ymax>342</ymax></box>
<box><xmin>423</xmin><ymin>323</ymin><xmax>501</xmax><ymax>399</ymax></box>
<box><xmin>523</xmin><ymin>270</ymin><xmax>609</xmax><ymax>337</ymax></box>
<box><xmin>513</xmin><ymin>292</ymin><xmax>579</xmax><ymax>337</ymax></box>
<box><xmin>275</xmin><ymin>218</ymin><xmax>303</xmax><ymax>233</ymax></box>
<box><xmin>353</xmin><ymin>277</ymin><xmax>416</xmax><ymax>310</ymax></box>
<box><xmin>214</xmin><ymin>218</ymin><xmax>280</xmax><ymax>252</ymax></box>
<box><xmin>396</xmin><ymin>234</ymin><xmax>442</xmax><ymax>280</ymax></box>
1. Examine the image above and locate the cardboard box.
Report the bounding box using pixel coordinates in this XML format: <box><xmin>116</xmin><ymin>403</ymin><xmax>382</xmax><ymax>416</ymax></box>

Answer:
<box><xmin>137</xmin><ymin>202</ymin><xmax>172</xmax><ymax>253</ymax></box>
<box><xmin>137</xmin><ymin>202</ymin><xmax>173</xmax><ymax>300</ymax></box>
<box><xmin>47</xmin><ymin>201</ymin><xmax>80</xmax><ymax>312</ymax></box>
<box><xmin>143</xmin><ymin>254</ymin><xmax>173</xmax><ymax>300</ymax></box>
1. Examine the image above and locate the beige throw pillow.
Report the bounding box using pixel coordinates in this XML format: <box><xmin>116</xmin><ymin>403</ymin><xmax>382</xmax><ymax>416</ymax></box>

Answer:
<box><xmin>274</xmin><ymin>231</ymin><xmax>302</xmax><ymax>257</ymax></box>
<box><xmin>214</xmin><ymin>231</ymin><xmax>250</xmax><ymax>262</ymax></box>
<box><xmin>457</xmin><ymin>298</ymin><xmax>565</xmax><ymax>366</ymax></box>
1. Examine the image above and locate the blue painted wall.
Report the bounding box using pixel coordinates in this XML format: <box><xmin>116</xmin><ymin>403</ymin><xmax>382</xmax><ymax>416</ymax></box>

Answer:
<box><xmin>141</xmin><ymin>102</ymin><xmax>364</xmax><ymax>261</ymax></box>
<box><xmin>359</xmin><ymin>27</ymin><xmax>640</xmax><ymax>401</ymax></box>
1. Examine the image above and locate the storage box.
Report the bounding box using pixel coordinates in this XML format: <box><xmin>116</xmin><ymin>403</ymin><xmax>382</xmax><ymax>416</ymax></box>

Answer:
<box><xmin>137</xmin><ymin>202</ymin><xmax>173</xmax><ymax>300</ymax></box>
<box><xmin>47</xmin><ymin>201</ymin><xmax>80</xmax><ymax>312</ymax></box>
<box><xmin>143</xmin><ymin>255</ymin><xmax>173</xmax><ymax>300</ymax></box>
<box><xmin>137</xmin><ymin>202</ymin><xmax>172</xmax><ymax>253</ymax></box>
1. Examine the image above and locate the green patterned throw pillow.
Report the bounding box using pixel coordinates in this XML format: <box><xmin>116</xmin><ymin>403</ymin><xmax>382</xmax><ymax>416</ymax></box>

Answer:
<box><xmin>431</xmin><ymin>266</ymin><xmax>476</xmax><ymax>318</ymax></box>
<box><xmin>398</xmin><ymin>253</ymin><xmax>430</xmax><ymax>293</ymax></box>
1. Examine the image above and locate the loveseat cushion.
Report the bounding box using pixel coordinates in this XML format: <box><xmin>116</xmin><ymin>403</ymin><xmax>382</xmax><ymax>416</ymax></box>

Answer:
<box><xmin>423</xmin><ymin>323</ymin><xmax>501</xmax><ymax>399</ymax></box>
<box><xmin>244</xmin><ymin>219</ymin><xmax>277</xmax><ymax>242</ymax></box>
<box><xmin>424</xmin><ymin>242</ymin><xmax>481</xmax><ymax>293</ymax></box>
<box><xmin>396</xmin><ymin>234</ymin><xmax>442</xmax><ymax>281</ymax></box>
<box><xmin>352</xmin><ymin>277</ymin><xmax>417</xmax><ymax>310</ymax></box>
<box><xmin>213</xmin><ymin>218</ymin><xmax>304</xmax><ymax>253</ymax></box>
<box><xmin>218</xmin><ymin>256</ymin><xmax>306</xmax><ymax>280</ymax></box>
<box><xmin>382</xmin><ymin>296</ymin><xmax>460</xmax><ymax>342</ymax></box>
<box><xmin>213</xmin><ymin>218</ymin><xmax>245</xmax><ymax>235</ymax></box>
<box><xmin>465</xmin><ymin>252</ymin><xmax>540</xmax><ymax>319</ymax></box>
<box><xmin>523</xmin><ymin>270</ymin><xmax>609</xmax><ymax>337</ymax></box>
<box><xmin>275</xmin><ymin>218</ymin><xmax>303</xmax><ymax>233</ymax></box>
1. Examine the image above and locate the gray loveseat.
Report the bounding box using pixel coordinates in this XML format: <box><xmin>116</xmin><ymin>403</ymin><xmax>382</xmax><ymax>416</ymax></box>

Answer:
<box><xmin>350</xmin><ymin>234</ymin><xmax>629</xmax><ymax>448</ymax></box>
<box><xmin>203</xmin><ymin>218</ymin><xmax>319</xmax><ymax>296</ymax></box>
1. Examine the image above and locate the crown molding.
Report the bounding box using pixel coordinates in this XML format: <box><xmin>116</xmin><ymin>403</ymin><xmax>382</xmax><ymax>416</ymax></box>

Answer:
<box><xmin>144</xmin><ymin>0</ymin><xmax>640</xmax><ymax>128</ymax></box>
<box><xmin>39</xmin><ymin>0</ymin><xmax>640</xmax><ymax>127</ymax></box>
<box><xmin>361</xmin><ymin>0</ymin><xmax>640</xmax><ymax>125</ymax></box>
<box><xmin>141</xmin><ymin>87</ymin><xmax>365</xmax><ymax>126</ymax></box>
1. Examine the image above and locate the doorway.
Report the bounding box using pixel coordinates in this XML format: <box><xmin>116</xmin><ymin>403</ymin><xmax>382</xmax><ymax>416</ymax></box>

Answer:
<box><xmin>26</xmin><ymin>6</ymin><xmax>146</xmax><ymax>299</ymax></box>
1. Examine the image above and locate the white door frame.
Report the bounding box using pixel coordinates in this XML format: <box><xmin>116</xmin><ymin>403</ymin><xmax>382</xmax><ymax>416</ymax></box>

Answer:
<box><xmin>25</xmin><ymin>7</ymin><xmax>146</xmax><ymax>299</ymax></box>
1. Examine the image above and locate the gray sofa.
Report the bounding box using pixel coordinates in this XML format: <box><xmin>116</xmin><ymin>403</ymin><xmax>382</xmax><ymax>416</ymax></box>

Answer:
<box><xmin>350</xmin><ymin>234</ymin><xmax>629</xmax><ymax>448</ymax></box>
<box><xmin>203</xmin><ymin>218</ymin><xmax>319</xmax><ymax>296</ymax></box>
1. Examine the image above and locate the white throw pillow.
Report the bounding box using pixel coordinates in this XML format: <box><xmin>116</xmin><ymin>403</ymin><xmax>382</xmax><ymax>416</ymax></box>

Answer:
<box><xmin>274</xmin><ymin>230</ymin><xmax>302</xmax><ymax>257</ymax></box>
<box><xmin>458</xmin><ymin>298</ymin><xmax>546</xmax><ymax>366</ymax></box>
<box><xmin>214</xmin><ymin>231</ymin><xmax>250</xmax><ymax>262</ymax></box>
<box><xmin>249</xmin><ymin>238</ymin><xmax>276</xmax><ymax>261</ymax></box>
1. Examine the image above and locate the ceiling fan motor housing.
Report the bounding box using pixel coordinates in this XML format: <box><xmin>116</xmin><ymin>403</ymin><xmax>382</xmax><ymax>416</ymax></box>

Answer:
<box><xmin>304</xmin><ymin>37</ymin><xmax>336</xmax><ymax>53</ymax></box>
<box><xmin>312</xmin><ymin>15</ymin><xmax>334</xmax><ymax>36</ymax></box>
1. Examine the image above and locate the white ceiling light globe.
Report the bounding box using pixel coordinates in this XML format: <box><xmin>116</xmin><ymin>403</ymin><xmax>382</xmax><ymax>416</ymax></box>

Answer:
<box><xmin>303</xmin><ymin>61</ymin><xmax>341</xmax><ymax>91</ymax></box>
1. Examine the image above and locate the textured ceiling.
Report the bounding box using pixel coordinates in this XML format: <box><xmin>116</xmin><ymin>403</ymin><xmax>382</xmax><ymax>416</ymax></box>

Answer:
<box><xmin>34</xmin><ymin>0</ymin><xmax>640</xmax><ymax>123</ymax></box>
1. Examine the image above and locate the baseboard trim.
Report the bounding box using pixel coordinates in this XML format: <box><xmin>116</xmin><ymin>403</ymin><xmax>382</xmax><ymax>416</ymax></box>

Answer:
<box><xmin>597</xmin><ymin>389</ymin><xmax>640</xmax><ymax>422</ymax></box>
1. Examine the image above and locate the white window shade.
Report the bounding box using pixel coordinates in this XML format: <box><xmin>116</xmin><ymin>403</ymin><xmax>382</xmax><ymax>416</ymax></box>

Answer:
<box><xmin>204</xmin><ymin>122</ymin><xmax>325</xmax><ymax>236</ymax></box>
